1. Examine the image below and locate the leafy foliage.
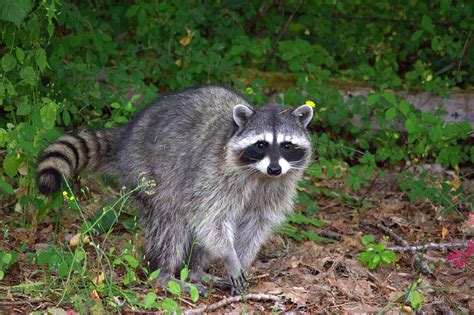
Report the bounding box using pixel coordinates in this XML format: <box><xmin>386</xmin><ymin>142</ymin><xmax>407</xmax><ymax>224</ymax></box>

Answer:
<box><xmin>0</xmin><ymin>0</ymin><xmax>472</xmax><ymax>312</ymax></box>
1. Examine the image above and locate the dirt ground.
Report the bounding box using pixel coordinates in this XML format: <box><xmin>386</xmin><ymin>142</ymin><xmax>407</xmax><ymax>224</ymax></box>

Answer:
<box><xmin>0</xmin><ymin>173</ymin><xmax>473</xmax><ymax>314</ymax></box>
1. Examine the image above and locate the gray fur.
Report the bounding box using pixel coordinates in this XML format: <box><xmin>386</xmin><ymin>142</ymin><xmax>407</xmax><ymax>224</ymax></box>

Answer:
<box><xmin>36</xmin><ymin>86</ymin><xmax>312</xmax><ymax>293</ymax></box>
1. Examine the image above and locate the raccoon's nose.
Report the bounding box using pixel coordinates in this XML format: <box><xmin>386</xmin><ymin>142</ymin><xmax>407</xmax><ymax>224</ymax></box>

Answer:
<box><xmin>267</xmin><ymin>164</ymin><xmax>282</xmax><ymax>176</ymax></box>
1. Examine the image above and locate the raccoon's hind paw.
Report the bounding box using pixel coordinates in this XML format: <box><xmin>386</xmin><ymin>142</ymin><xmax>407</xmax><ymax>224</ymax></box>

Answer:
<box><xmin>36</xmin><ymin>168</ymin><xmax>62</xmax><ymax>195</ymax></box>
<box><xmin>229</xmin><ymin>270</ymin><xmax>247</xmax><ymax>296</ymax></box>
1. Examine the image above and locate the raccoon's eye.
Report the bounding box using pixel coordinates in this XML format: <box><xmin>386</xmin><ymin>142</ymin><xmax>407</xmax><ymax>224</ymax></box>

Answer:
<box><xmin>282</xmin><ymin>142</ymin><xmax>293</xmax><ymax>150</ymax></box>
<box><xmin>255</xmin><ymin>141</ymin><xmax>267</xmax><ymax>149</ymax></box>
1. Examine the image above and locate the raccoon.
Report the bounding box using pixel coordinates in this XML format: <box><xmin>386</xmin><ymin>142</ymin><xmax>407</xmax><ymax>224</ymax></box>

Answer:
<box><xmin>36</xmin><ymin>86</ymin><xmax>313</xmax><ymax>293</ymax></box>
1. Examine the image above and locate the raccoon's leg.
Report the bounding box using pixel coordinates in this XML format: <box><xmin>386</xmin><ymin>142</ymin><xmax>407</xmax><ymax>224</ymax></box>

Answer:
<box><xmin>141</xmin><ymin>207</ymin><xmax>207</xmax><ymax>292</ymax></box>
<box><xmin>194</xmin><ymin>219</ymin><xmax>247</xmax><ymax>295</ymax></box>
<box><xmin>234</xmin><ymin>210</ymin><xmax>283</xmax><ymax>270</ymax></box>
<box><xmin>187</xmin><ymin>245</ymin><xmax>231</xmax><ymax>290</ymax></box>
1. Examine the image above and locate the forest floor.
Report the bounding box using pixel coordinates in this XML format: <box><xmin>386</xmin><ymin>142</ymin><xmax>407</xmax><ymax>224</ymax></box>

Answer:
<box><xmin>0</xmin><ymin>171</ymin><xmax>473</xmax><ymax>314</ymax></box>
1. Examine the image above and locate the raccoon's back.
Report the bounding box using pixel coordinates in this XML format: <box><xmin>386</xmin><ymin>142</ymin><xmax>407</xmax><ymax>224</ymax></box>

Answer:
<box><xmin>114</xmin><ymin>86</ymin><xmax>245</xmax><ymax>191</ymax></box>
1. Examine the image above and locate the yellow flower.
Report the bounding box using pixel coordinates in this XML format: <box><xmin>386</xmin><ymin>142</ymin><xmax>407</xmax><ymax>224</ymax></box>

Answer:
<box><xmin>69</xmin><ymin>196</ymin><xmax>75</xmax><ymax>201</ymax></box>
<box><xmin>305</xmin><ymin>100</ymin><xmax>316</xmax><ymax>108</ymax></box>
<box><xmin>62</xmin><ymin>191</ymin><xmax>68</xmax><ymax>197</ymax></box>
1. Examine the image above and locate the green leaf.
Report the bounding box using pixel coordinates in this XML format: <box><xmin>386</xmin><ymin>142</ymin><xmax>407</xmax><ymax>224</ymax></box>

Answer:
<box><xmin>0</xmin><ymin>178</ymin><xmax>14</xmax><ymax>194</ymax></box>
<box><xmin>366</xmin><ymin>94</ymin><xmax>380</xmax><ymax>107</ymax></box>
<box><xmin>124</xmin><ymin>255</ymin><xmax>139</xmax><ymax>268</ymax></box>
<box><xmin>143</xmin><ymin>291</ymin><xmax>157</xmax><ymax>308</ymax></box>
<box><xmin>410</xmin><ymin>291</ymin><xmax>421</xmax><ymax>310</ymax></box>
<box><xmin>148</xmin><ymin>269</ymin><xmax>160</xmax><ymax>281</ymax></box>
<box><xmin>180</xmin><ymin>267</ymin><xmax>189</xmax><ymax>282</ymax></box>
<box><xmin>161</xmin><ymin>298</ymin><xmax>178</xmax><ymax>312</ymax></box>
<box><xmin>15</xmin><ymin>48</ymin><xmax>25</xmax><ymax>63</ymax></box>
<box><xmin>440</xmin><ymin>0</ymin><xmax>451</xmax><ymax>13</ymax></box>
<box><xmin>16</xmin><ymin>101</ymin><xmax>31</xmax><ymax>116</ymax></box>
<box><xmin>383</xmin><ymin>91</ymin><xmax>397</xmax><ymax>105</ymax></box>
<box><xmin>381</xmin><ymin>251</ymin><xmax>397</xmax><ymax>263</ymax></box>
<box><xmin>2</xmin><ymin>54</ymin><xmax>16</xmax><ymax>72</ymax></box>
<box><xmin>168</xmin><ymin>280</ymin><xmax>181</xmax><ymax>295</ymax></box>
<box><xmin>398</xmin><ymin>101</ymin><xmax>410</xmax><ymax>116</ymax></box>
<box><xmin>0</xmin><ymin>0</ymin><xmax>32</xmax><ymax>26</ymax></box>
<box><xmin>361</xmin><ymin>235</ymin><xmax>375</xmax><ymax>246</ymax></box>
<box><xmin>35</xmin><ymin>48</ymin><xmax>47</xmax><ymax>72</ymax></box>
<box><xmin>189</xmin><ymin>285</ymin><xmax>199</xmax><ymax>302</ymax></box>
<box><xmin>2</xmin><ymin>253</ymin><xmax>12</xmax><ymax>264</ymax></box>
<box><xmin>3</xmin><ymin>155</ymin><xmax>21</xmax><ymax>178</ymax></box>
<box><xmin>405</xmin><ymin>118</ymin><xmax>416</xmax><ymax>133</ymax></box>
<box><xmin>385</xmin><ymin>107</ymin><xmax>396</xmax><ymax>121</ymax></box>
<box><xmin>40</xmin><ymin>101</ymin><xmax>58</xmax><ymax>129</ymax></box>
<box><xmin>411</xmin><ymin>30</ymin><xmax>423</xmax><ymax>42</ymax></box>
<box><xmin>421</xmin><ymin>15</ymin><xmax>434</xmax><ymax>33</ymax></box>
<box><xmin>19</xmin><ymin>66</ymin><xmax>36</xmax><ymax>86</ymax></box>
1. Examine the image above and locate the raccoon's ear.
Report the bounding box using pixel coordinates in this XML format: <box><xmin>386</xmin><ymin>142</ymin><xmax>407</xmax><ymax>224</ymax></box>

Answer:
<box><xmin>233</xmin><ymin>104</ymin><xmax>255</xmax><ymax>127</ymax></box>
<box><xmin>292</xmin><ymin>105</ymin><xmax>313</xmax><ymax>128</ymax></box>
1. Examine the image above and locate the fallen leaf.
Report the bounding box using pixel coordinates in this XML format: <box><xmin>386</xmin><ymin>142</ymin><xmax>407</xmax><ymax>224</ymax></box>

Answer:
<box><xmin>441</xmin><ymin>227</ymin><xmax>449</xmax><ymax>240</ymax></box>
<box><xmin>94</xmin><ymin>272</ymin><xmax>105</xmax><ymax>285</ymax></box>
<box><xmin>69</xmin><ymin>233</ymin><xmax>90</xmax><ymax>247</ymax></box>
<box><xmin>282</xmin><ymin>286</ymin><xmax>310</xmax><ymax>306</ymax></box>
<box><xmin>89</xmin><ymin>289</ymin><xmax>102</xmax><ymax>302</ymax></box>
<box><xmin>179</xmin><ymin>28</ymin><xmax>193</xmax><ymax>46</ymax></box>
<box><xmin>250</xmin><ymin>281</ymin><xmax>282</xmax><ymax>295</ymax></box>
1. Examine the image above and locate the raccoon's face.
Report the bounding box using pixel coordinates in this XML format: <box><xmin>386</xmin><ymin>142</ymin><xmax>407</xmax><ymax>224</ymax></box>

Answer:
<box><xmin>228</xmin><ymin>103</ymin><xmax>313</xmax><ymax>177</ymax></box>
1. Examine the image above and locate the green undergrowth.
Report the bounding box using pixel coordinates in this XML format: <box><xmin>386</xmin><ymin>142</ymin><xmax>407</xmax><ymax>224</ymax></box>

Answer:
<box><xmin>0</xmin><ymin>0</ymin><xmax>473</xmax><ymax>312</ymax></box>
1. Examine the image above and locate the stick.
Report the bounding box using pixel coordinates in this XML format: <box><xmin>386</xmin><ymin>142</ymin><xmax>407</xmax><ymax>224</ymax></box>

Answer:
<box><xmin>377</xmin><ymin>223</ymin><xmax>433</xmax><ymax>275</ymax></box>
<box><xmin>185</xmin><ymin>293</ymin><xmax>283</xmax><ymax>314</ymax></box>
<box><xmin>386</xmin><ymin>242</ymin><xmax>469</xmax><ymax>252</ymax></box>
<box><xmin>0</xmin><ymin>298</ymin><xmax>49</xmax><ymax>306</ymax></box>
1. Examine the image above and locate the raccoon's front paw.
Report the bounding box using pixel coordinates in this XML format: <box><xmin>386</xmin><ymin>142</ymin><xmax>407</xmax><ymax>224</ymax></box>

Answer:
<box><xmin>229</xmin><ymin>269</ymin><xmax>247</xmax><ymax>295</ymax></box>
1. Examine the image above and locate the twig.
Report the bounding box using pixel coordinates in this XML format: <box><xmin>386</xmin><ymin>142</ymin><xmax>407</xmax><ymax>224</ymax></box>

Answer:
<box><xmin>0</xmin><ymin>297</ymin><xmax>49</xmax><ymax>306</ymax></box>
<box><xmin>386</xmin><ymin>242</ymin><xmax>469</xmax><ymax>253</ymax></box>
<box><xmin>262</xmin><ymin>1</ymin><xmax>303</xmax><ymax>71</ymax></box>
<box><xmin>377</xmin><ymin>223</ymin><xmax>434</xmax><ymax>276</ymax></box>
<box><xmin>184</xmin><ymin>293</ymin><xmax>283</xmax><ymax>314</ymax></box>
<box><xmin>457</xmin><ymin>30</ymin><xmax>472</xmax><ymax>73</ymax></box>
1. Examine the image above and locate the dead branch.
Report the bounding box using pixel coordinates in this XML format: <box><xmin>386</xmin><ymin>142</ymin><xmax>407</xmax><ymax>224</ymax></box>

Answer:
<box><xmin>185</xmin><ymin>293</ymin><xmax>283</xmax><ymax>314</ymax></box>
<box><xmin>0</xmin><ymin>297</ymin><xmax>49</xmax><ymax>306</ymax></box>
<box><xmin>386</xmin><ymin>242</ymin><xmax>469</xmax><ymax>253</ymax></box>
<box><xmin>377</xmin><ymin>223</ymin><xmax>434</xmax><ymax>276</ymax></box>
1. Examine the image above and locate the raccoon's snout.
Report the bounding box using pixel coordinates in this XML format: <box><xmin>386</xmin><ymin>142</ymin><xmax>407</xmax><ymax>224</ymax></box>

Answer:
<box><xmin>267</xmin><ymin>164</ymin><xmax>282</xmax><ymax>176</ymax></box>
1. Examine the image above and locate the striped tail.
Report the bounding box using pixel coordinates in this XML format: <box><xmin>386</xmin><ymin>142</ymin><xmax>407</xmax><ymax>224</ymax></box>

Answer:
<box><xmin>36</xmin><ymin>129</ymin><xmax>119</xmax><ymax>195</ymax></box>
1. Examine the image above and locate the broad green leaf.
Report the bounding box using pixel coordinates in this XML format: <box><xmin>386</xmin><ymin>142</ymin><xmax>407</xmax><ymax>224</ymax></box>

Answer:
<box><xmin>148</xmin><ymin>269</ymin><xmax>160</xmax><ymax>281</ymax></box>
<box><xmin>405</xmin><ymin>118</ymin><xmax>416</xmax><ymax>133</ymax></box>
<box><xmin>361</xmin><ymin>235</ymin><xmax>375</xmax><ymax>246</ymax></box>
<box><xmin>385</xmin><ymin>107</ymin><xmax>396</xmax><ymax>120</ymax></box>
<box><xmin>421</xmin><ymin>15</ymin><xmax>434</xmax><ymax>33</ymax></box>
<box><xmin>410</xmin><ymin>291</ymin><xmax>421</xmax><ymax>310</ymax></box>
<box><xmin>124</xmin><ymin>255</ymin><xmax>139</xmax><ymax>268</ymax></box>
<box><xmin>168</xmin><ymin>280</ymin><xmax>181</xmax><ymax>295</ymax></box>
<box><xmin>19</xmin><ymin>66</ymin><xmax>36</xmax><ymax>86</ymax></box>
<box><xmin>143</xmin><ymin>291</ymin><xmax>157</xmax><ymax>308</ymax></box>
<box><xmin>411</xmin><ymin>30</ymin><xmax>423</xmax><ymax>42</ymax></box>
<box><xmin>0</xmin><ymin>128</ymin><xmax>7</xmax><ymax>146</ymax></box>
<box><xmin>0</xmin><ymin>0</ymin><xmax>32</xmax><ymax>26</ymax></box>
<box><xmin>398</xmin><ymin>101</ymin><xmax>410</xmax><ymax>115</ymax></box>
<box><xmin>2</xmin><ymin>54</ymin><xmax>16</xmax><ymax>72</ymax></box>
<box><xmin>180</xmin><ymin>267</ymin><xmax>189</xmax><ymax>282</ymax></box>
<box><xmin>35</xmin><ymin>48</ymin><xmax>47</xmax><ymax>72</ymax></box>
<box><xmin>0</xmin><ymin>178</ymin><xmax>14</xmax><ymax>194</ymax></box>
<box><xmin>0</xmin><ymin>271</ymin><xmax>4</xmax><ymax>281</ymax></box>
<box><xmin>440</xmin><ymin>0</ymin><xmax>451</xmax><ymax>13</ymax></box>
<box><xmin>189</xmin><ymin>285</ymin><xmax>199</xmax><ymax>302</ymax></box>
<box><xmin>366</xmin><ymin>94</ymin><xmax>380</xmax><ymax>107</ymax></box>
<box><xmin>15</xmin><ymin>48</ymin><xmax>25</xmax><ymax>63</ymax></box>
<box><xmin>16</xmin><ymin>101</ymin><xmax>31</xmax><ymax>116</ymax></box>
<box><xmin>40</xmin><ymin>101</ymin><xmax>58</xmax><ymax>129</ymax></box>
<box><xmin>161</xmin><ymin>298</ymin><xmax>178</xmax><ymax>312</ymax></box>
<box><xmin>3</xmin><ymin>155</ymin><xmax>21</xmax><ymax>178</ymax></box>
<box><xmin>383</xmin><ymin>91</ymin><xmax>397</xmax><ymax>105</ymax></box>
<box><xmin>2</xmin><ymin>253</ymin><xmax>12</xmax><ymax>264</ymax></box>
